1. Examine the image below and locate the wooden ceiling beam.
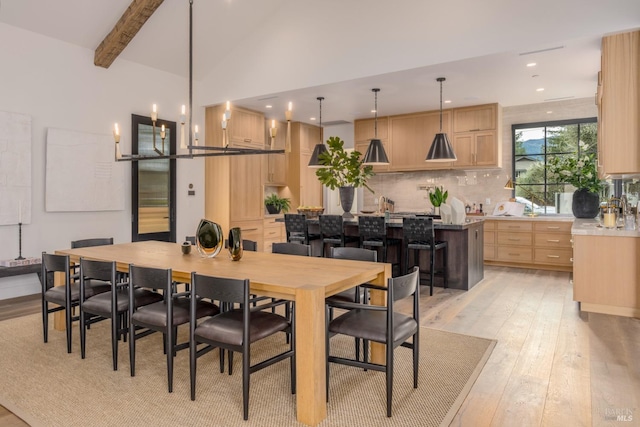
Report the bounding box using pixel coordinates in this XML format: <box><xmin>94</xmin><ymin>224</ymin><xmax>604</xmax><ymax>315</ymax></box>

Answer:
<box><xmin>94</xmin><ymin>0</ymin><xmax>164</xmax><ymax>68</ymax></box>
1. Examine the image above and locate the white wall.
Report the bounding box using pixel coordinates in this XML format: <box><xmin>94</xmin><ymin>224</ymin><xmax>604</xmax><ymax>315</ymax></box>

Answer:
<box><xmin>0</xmin><ymin>23</ymin><xmax>205</xmax><ymax>298</ymax></box>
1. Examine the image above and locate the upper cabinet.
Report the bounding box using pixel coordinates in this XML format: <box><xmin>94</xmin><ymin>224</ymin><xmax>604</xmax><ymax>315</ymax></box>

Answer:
<box><xmin>354</xmin><ymin>103</ymin><xmax>501</xmax><ymax>172</ymax></box>
<box><xmin>285</xmin><ymin>122</ymin><xmax>323</xmax><ymax>209</ymax></box>
<box><xmin>389</xmin><ymin>111</ymin><xmax>452</xmax><ymax>171</ymax></box>
<box><xmin>598</xmin><ymin>30</ymin><xmax>640</xmax><ymax>177</ymax></box>
<box><xmin>264</xmin><ymin>119</ymin><xmax>287</xmax><ymax>186</ymax></box>
<box><xmin>206</xmin><ymin>104</ymin><xmax>265</xmax><ymax>148</ymax></box>
<box><xmin>453</xmin><ymin>104</ymin><xmax>497</xmax><ymax>132</ymax></box>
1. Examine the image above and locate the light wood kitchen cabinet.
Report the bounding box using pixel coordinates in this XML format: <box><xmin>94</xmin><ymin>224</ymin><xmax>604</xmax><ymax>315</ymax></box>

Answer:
<box><xmin>206</xmin><ymin>104</ymin><xmax>265</xmax><ymax>148</ymax></box>
<box><xmin>451</xmin><ymin>131</ymin><xmax>498</xmax><ymax>167</ymax></box>
<box><xmin>354</xmin><ymin>117</ymin><xmax>390</xmax><ymax>172</ymax></box>
<box><xmin>283</xmin><ymin>122</ymin><xmax>323</xmax><ymax>210</ymax></box>
<box><xmin>484</xmin><ymin>219</ymin><xmax>572</xmax><ymax>272</ymax></box>
<box><xmin>598</xmin><ymin>30</ymin><xmax>640</xmax><ymax>177</ymax></box>
<box><xmin>263</xmin><ymin>119</ymin><xmax>287</xmax><ymax>186</ymax></box>
<box><xmin>389</xmin><ymin>111</ymin><xmax>452</xmax><ymax>171</ymax></box>
<box><xmin>204</xmin><ymin>106</ymin><xmax>265</xmax><ymax>237</ymax></box>
<box><xmin>453</xmin><ymin>104</ymin><xmax>497</xmax><ymax>132</ymax></box>
<box><xmin>263</xmin><ymin>216</ymin><xmax>285</xmax><ymax>253</ymax></box>
<box><xmin>573</xmin><ymin>234</ymin><xmax>640</xmax><ymax>318</ymax></box>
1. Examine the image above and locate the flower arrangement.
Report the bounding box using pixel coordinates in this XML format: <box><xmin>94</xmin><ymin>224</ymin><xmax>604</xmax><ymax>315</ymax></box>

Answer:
<box><xmin>546</xmin><ymin>141</ymin><xmax>603</xmax><ymax>193</ymax></box>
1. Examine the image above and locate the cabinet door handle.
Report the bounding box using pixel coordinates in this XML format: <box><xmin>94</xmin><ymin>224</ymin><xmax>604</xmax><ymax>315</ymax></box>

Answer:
<box><xmin>244</xmin><ymin>138</ymin><xmax>252</xmax><ymax>143</ymax></box>
<box><xmin>546</xmin><ymin>239</ymin><xmax>560</xmax><ymax>243</ymax></box>
<box><xmin>546</xmin><ymin>226</ymin><xmax>560</xmax><ymax>230</ymax></box>
<box><xmin>570</xmin><ymin>258</ymin><xmax>574</xmax><ymax>262</ymax></box>
<box><xmin>508</xmin><ymin>253</ymin><xmax>520</xmax><ymax>256</ymax></box>
<box><xmin>242</xmin><ymin>228</ymin><xmax>258</xmax><ymax>231</ymax></box>
<box><xmin>546</xmin><ymin>255</ymin><xmax>560</xmax><ymax>258</ymax></box>
<box><xmin>508</xmin><ymin>238</ymin><xmax>521</xmax><ymax>241</ymax></box>
<box><xmin>507</xmin><ymin>226</ymin><xmax>521</xmax><ymax>229</ymax></box>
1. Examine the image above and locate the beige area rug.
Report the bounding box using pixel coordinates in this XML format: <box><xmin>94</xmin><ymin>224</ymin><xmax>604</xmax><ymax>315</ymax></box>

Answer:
<box><xmin>0</xmin><ymin>314</ymin><xmax>495</xmax><ymax>427</ymax></box>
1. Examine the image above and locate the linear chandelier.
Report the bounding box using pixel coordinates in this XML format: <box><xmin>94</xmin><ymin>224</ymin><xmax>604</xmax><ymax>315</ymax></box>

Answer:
<box><xmin>113</xmin><ymin>0</ymin><xmax>286</xmax><ymax>162</ymax></box>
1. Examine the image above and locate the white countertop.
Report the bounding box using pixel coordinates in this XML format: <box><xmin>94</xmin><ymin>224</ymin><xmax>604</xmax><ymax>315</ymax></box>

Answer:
<box><xmin>572</xmin><ymin>218</ymin><xmax>640</xmax><ymax>237</ymax></box>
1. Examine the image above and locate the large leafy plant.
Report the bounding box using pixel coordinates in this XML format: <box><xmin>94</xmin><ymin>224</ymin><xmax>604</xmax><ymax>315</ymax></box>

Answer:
<box><xmin>546</xmin><ymin>141</ymin><xmax>603</xmax><ymax>193</ymax></box>
<box><xmin>315</xmin><ymin>136</ymin><xmax>374</xmax><ymax>192</ymax></box>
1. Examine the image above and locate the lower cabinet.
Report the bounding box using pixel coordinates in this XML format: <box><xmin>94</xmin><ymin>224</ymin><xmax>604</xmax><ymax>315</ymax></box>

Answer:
<box><xmin>573</xmin><ymin>234</ymin><xmax>640</xmax><ymax>318</ymax></box>
<box><xmin>263</xmin><ymin>216</ymin><xmax>285</xmax><ymax>253</ymax></box>
<box><xmin>484</xmin><ymin>219</ymin><xmax>572</xmax><ymax>272</ymax></box>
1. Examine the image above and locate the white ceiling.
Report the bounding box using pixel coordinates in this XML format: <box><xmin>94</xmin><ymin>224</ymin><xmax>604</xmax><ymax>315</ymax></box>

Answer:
<box><xmin>1</xmin><ymin>0</ymin><xmax>639</xmax><ymax>125</ymax></box>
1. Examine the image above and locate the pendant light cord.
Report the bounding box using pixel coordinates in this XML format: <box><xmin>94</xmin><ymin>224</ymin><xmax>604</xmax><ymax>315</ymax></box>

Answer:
<box><xmin>317</xmin><ymin>96</ymin><xmax>324</xmax><ymax>144</ymax></box>
<box><xmin>374</xmin><ymin>90</ymin><xmax>378</xmax><ymax>138</ymax></box>
<box><xmin>439</xmin><ymin>78</ymin><xmax>443</xmax><ymax>132</ymax></box>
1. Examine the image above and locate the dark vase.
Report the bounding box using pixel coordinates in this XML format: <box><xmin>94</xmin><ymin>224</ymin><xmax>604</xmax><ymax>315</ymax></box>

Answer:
<box><xmin>228</xmin><ymin>227</ymin><xmax>243</xmax><ymax>261</ymax></box>
<box><xmin>339</xmin><ymin>186</ymin><xmax>355</xmax><ymax>219</ymax></box>
<box><xmin>266</xmin><ymin>204</ymin><xmax>281</xmax><ymax>215</ymax></box>
<box><xmin>195</xmin><ymin>219</ymin><xmax>223</xmax><ymax>258</ymax></box>
<box><xmin>572</xmin><ymin>188</ymin><xmax>600</xmax><ymax>218</ymax></box>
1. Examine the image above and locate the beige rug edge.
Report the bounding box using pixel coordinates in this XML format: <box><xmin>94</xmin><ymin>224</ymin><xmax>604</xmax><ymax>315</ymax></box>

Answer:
<box><xmin>0</xmin><ymin>314</ymin><xmax>496</xmax><ymax>427</ymax></box>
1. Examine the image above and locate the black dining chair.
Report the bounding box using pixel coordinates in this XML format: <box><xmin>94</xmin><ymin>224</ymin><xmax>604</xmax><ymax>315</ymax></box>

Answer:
<box><xmin>318</xmin><ymin>214</ymin><xmax>359</xmax><ymax>257</ymax></box>
<box><xmin>41</xmin><ymin>252</ymin><xmax>111</xmax><ymax>353</ymax></box>
<box><xmin>189</xmin><ymin>273</ymin><xmax>295</xmax><ymax>420</ymax></box>
<box><xmin>128</xmin><ymin>264</ymin><xmax>219</xmax><ymax>392</ymax></box>
<box><xmin>403</xmin><ymin>217</ymin><xmax>448</xmax><ymax>296</ymax></box>
<box><xmin>79</xmin><ymin>258</ymin><xmax>163</xmax><ymax>370</ymax></box>
<box><xmin>326</xmin><ymin>266</ymin><xmax>420</xmax><ymax>417</ymax></box>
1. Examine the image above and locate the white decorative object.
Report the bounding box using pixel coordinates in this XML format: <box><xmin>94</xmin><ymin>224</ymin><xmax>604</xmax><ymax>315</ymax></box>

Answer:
<box><xmin>439</xmin><ymin>203</ymin><xmax>452</xmax><ymax>224</ymax></box>
<box><xmin>0</xmin><ymin>111</ymin><xmax>31</xmax><ymax>225</ymax></box>
<box><xmin>449</xmin><ymin>197</ymin><xmax>467</xmax><ymax>225</ymax></box>
<box><xmin>46</xmin><ymin>128</ymin><xmax>125</xmax><ymax>212</ymax></box>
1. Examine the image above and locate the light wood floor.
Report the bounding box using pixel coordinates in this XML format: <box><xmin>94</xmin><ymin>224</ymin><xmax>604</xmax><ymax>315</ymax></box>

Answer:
<box><xmin>1</xmin><ymin>266</ymin><xmax>638</xmax><ymax>426</ymax></box>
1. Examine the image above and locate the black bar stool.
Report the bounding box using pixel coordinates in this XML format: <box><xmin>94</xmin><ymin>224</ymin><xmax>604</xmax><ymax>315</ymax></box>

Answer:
<box><xmin>402</xmin><ymin>217</ymin><xmax>448</xmax><ymax>295</ymax></box>
<box><xmin>284</xmin><ymin>213</ymin><xmax>320</xmax><ymax>245</ymax></box>
<box><xmin>318</xmin><ymin>215</ymin><xmax>358</xmax><ymax>257</ymax></box>
<box><xmin>358</xmin><ymin>215</ymin><xmax>401</xmax><ymax>275</ymax></box>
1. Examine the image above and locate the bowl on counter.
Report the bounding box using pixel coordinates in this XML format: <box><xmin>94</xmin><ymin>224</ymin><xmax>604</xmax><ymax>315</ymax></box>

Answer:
<box><xmin>297</xmin><ymin>207</ymin><xmax>324</xmax><ymax>219</ymax></box>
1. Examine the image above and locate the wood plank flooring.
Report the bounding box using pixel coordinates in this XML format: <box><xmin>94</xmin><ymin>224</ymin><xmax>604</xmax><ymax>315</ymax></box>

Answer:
<box><xmin>1</xmin><ymin>266</ymin><xmax>639</xmax><ymax>426</ymax></box>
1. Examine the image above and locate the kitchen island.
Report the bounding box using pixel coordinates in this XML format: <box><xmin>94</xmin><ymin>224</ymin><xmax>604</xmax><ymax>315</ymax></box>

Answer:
<box><xmin>298</xmin><ymin>215</ymin><xmax>484</xmax><ymax>291</ymax></box>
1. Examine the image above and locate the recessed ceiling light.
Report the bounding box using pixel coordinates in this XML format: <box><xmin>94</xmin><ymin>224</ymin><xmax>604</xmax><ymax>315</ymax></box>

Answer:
<box><xmin>527</xmin><ymin>62</ymin><xmax>537</xmax><ymax>67</ymax></box>
<box><xmin>547</xmin><ymin>111</ymin><xmax>553</xmax><ymax>114</ymax></box>
<box><xmin>371</xmin><ymin>109</ymin><xmax>377</xmax><ymax>113</ymax></box>
<box><xmin>310</xmin><ymin>117</ymin><xmax>316</xmax><ymax>121</ymax></box>
<box><xmin>536</xmin><ymin>88</ymin><xmax>545</xmax><ymax>92</ymax></box>
<box><xmin>265</xmin><ymin>105</ymin><xmax>272</xmax><ymax>109</ymax></box>
<box><xmin>444</xmin><ymin>100</ymin><xmax>452</xmax><ymax>104</ymax></box>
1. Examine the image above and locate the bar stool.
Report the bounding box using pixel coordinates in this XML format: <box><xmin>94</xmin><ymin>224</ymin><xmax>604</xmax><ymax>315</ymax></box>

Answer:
<box><xmin>318</xmin><ymin>214</ymin><xmax>359</xmax><ymax>257</ymax></box>
<box><xmin>403</xmin><ymin>217</ymin><xmax>448</xmax><ymax>296</ymax></box>
<box><xmin>284</xmin><ymin>213</ymin><xmax>320</xmax><ymax>245</ymax></box>
<box><xmin>358</xmin><ymin>215</ymin><xmax>401</xmax><ymax>275</ymax></box>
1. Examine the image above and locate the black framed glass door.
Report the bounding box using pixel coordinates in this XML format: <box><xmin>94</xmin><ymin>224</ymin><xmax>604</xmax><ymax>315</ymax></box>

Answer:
<box><xmin>131</xmin><ymin>114</ymin><xmax>177</xmax><ymax>242</ymax></box>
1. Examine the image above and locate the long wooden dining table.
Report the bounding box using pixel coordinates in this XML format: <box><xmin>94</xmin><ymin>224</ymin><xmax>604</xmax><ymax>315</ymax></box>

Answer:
<box><xmin>54</xmin><ymin>240</ymin><xmax>390</xmax><ymax>426</ymax></box>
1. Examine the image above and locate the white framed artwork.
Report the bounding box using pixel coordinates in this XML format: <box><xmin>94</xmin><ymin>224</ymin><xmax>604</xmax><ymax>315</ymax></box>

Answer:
<box><xmin>0</xmin><ymin>111</ymin><xmax>32</xmax><ymax>225</ymax></box>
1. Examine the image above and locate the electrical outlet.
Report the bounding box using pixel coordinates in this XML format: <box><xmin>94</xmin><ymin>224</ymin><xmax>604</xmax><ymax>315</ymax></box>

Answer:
<box><xmin>485</xmin><ymin>198</ymin><xmax>491</xmax><ymax>205</ymax></box>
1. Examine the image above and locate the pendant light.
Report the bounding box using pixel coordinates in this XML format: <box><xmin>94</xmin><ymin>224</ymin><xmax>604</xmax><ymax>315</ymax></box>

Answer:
<box><xmin>426</xmin><ymin>77</ymin><xmax>456</xmax><ymax>162</ymax></box>
<box><xmin>362</xmin><ymin>88</ymin><xmax>390</xmax><ymax>165</ymax></box>
<box><xmin>308</xmin><ymin>96</ymin><xmax>327</xmax><ymax>168</ymax></box>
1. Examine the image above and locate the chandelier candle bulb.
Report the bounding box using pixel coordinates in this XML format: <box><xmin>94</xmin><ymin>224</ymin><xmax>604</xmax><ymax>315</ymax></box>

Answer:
<box><xmin>160</xmin><ymin>124</ymin><xmax>166</xmax><ymax>139</ymax></box>
<box><xmin>113</xmin><ymin>123</ymin><xmax>120</xmax><ymax>143</ymax></box>
<box><xmin>151</xmin><ymin>104</ymin><xmax>158</xmax><ymax>122</ymax></box>
<box><xmin>224</xmin><ymin>101</ymin><xmax>231</xmax><ymax>120</ymax></box>
<box><xmin>180</xmin><ymin>105</ymin><xmax>186</xmax><ymax>124</ymax></box>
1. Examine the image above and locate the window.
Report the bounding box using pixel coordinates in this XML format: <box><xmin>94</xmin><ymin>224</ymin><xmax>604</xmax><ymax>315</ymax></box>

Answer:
<box><xmin>511</xmin><ymin>118</ymin><xmax>597</xmax><ymax>215</ymax></box>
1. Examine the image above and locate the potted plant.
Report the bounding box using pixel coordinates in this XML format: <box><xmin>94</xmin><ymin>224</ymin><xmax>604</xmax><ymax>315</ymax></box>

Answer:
<box><xmin>546</xmin><ymin>141</ymin><xmax>603</xmax><ymax>218</ymax></box>
<box><xmin>315</xmin><ymin>136</ymin><xmax>374</xmax><ymax>218</ymax></box>
<box><xmin>264</xmin><ymin>194</ymin><xmax>291</xmax><ymax>215</ymax></box>
<box><xmin>429</xmin><ymin>186</ymin><xmax>448</xmax><ymax>215</ymax></box>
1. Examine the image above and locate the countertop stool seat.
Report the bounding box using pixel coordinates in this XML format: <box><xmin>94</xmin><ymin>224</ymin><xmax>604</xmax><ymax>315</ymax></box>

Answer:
<box><xmin>403</xmin><ymin>217</ymin><xmax>448</xmax><ymax>296</ymax></box>
<box><xmin>318</xmin><ymin>214</ymin><xmax>359</xmax><ymax>257</ymax></box>
<box><xmin>358</xmin><ymin>216</ymin><xmax>402</xmax><ymax>276</ymax></box>
<box><xmin>284</xmin><ymin>214</ymin><xmax>320</xmax><ymax>245</ymax></box>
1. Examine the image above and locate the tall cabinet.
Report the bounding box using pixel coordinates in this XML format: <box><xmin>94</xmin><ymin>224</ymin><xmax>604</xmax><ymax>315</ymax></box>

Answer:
<box><xmin>598</xmin><ymin>30</ymin><xmax>640</xmax><ymax>177</ymax></box>
<box><xmin>204</xmin><ymin>105</ymin><xmax>265</xmax><ymax>249</ymax></box>
<box><xmin>283</xmin><ymin>122</ymin><xmax>323</xmax><ymax>210</ymax></box>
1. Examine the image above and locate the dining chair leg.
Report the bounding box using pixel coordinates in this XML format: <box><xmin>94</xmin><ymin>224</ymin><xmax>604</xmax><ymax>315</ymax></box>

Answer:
<box><xmin>429</xmin><ymin>250</ymin><xmax>435</xmax><ymax>296</ymax></box>
<box><xmin>219</xmin><ymin>348</ymin><xmax>225</xmax><ymax>373</ymax></box>
<box><xmin>386</xmin><ymin>340</ymin><xmax>394</xmax><ymax>417</ymax></box>
<box><xmin>65</xmin><ymin>304</ymin><xmax>73</xmax><ymax>353</ymax></box>
<box><xmin>129</xmin><ymin>322</ymin><xmax>136</xmax><ymax>377</ymax></box>
<box><xmin>413</xmin><ymin>329</ymin><xmax>419</xmax><ymax>388</ymax></box>
<box><xmin>166</xmin><ymin>326</ymin><xmax>173</xmax><ymax>393</ymax></box>
<box><xmin>190</xmin><ymin>338</ymin><xmax>197</xmax><ymax>401</ymax></box>
<box><xmin>443</xmin><ymin>246</ymin><xmax>449</xmax><ymax>289</ymax></box>
<box><xmin>42</xmin><ymin>300</ymin><xmax>48</xmax><ymax>343</ymax></box>
<box><xmin>112</xmin><ymin>314</ymin><xmax>119</xmax><ymax>370</ymax></box>
<box><xmin>229</xmin><ymin>351</ymin><xmax>234</xmax><ymax>375</ymax></box>
<box><xmin>80</xmin><ymin>310</ymin><xmax>87</xmax><ymax>359</ymax></box>
<box><xmin>242</xmin><ymin>350</ymin><xmax>250</xmax><ymax>420</ymax></box>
